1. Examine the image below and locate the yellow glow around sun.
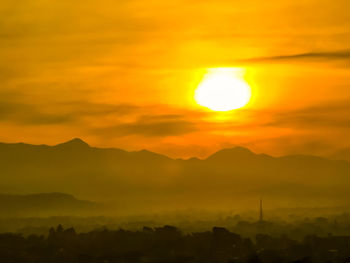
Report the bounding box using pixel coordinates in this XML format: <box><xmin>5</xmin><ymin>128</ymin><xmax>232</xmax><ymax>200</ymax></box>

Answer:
<box><xmin>195</xmin><ymin>68</ymin><xmax>251</xmax><ymax>111</ymax></box>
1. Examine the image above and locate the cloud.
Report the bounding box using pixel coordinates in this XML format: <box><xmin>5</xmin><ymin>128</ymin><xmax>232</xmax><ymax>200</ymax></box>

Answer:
<box><xmin>0</xmin><ymin>100</ymin><xmax>74</xmax><ymax>125</ymax></box>
<box><xmin>95</xmin><ymin>115</ymin><xmax>197</xmax><ymax>137</ymax></box>
<box><xmin>0</xmin><ymin>92</ymin><xmax>139</xmax><ymax>125</ymax></box>
<box><xmin>266</xmin><ymin>101</ymin><xmax>350</xmax><ymax>129</ymax></box>
<box><xmin>242</xmin><ymin>50</ymin><xmax>350</xmax><ymax>65</ymax></box>
<box><xmin>0</xmin><ymin>89</ymin><xmax>198</xmax><ymax>139</ymax></box>
<box><xmin>60</xmin><ymin>101</ymin><xmax>139</xmax><ymax>117</ymax></box>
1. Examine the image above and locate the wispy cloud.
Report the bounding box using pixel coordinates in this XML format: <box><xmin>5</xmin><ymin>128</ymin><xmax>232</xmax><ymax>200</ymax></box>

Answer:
<box><xmin>0</xmin><ymin>92</ymin><xmax>140</xmax><ymax>125</ymax></box>
<box><xmin>0</xmin><ymin>101</ymin><xmax>75</xmax><ymax>125</ymax></box>
<box><xmin>94</xmin><ymin>114</ymin><xmax>197</xmax><ymax>137</ymax></box>
<box><xmin>266</xmin><ymin>101</ymin><xmax>350</xmax><ymax>129</ymax></box>
<box><xmin>242</xmin><ymin>50</ymin><xmax>350</xmax><ymax>65</ymax></box>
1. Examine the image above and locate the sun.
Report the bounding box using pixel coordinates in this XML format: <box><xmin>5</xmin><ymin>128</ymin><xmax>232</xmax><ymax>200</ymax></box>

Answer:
<box><xmin>195</xmin><ymin>68</ymin><xmax>251</xmax><ymax>111</ymax></box>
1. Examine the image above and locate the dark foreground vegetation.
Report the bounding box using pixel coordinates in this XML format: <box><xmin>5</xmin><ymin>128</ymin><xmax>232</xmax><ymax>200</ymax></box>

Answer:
<box><xmin>2</xmin><ymin>224</ymin><xmax>350</xmax><ymax>263</ymax></box>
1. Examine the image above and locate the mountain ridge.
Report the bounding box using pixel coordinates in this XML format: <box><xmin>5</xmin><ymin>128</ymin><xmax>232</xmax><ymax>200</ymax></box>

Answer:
<box><xmin>1</xmin><ymin>138</ymin><xmax>350</xmax><ymax>209</ymax></box>
<box><xmin>0</xmin><ymin>138</ymin><xmax>342</xmax><ymax>162</ymax></box>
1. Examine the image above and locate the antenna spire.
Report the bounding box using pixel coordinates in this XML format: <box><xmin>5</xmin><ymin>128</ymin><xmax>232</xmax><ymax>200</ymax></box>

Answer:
<box><xmin>259</xmin><ymin>198</ymin><xmax>263</xmax><ymax>222</ymax></box>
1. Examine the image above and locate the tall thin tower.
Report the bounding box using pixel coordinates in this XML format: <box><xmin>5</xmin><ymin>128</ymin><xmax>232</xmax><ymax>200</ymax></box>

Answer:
<box><xmin>259</xmin><ymin>198</ymin><xmax>263</xmax><ymax>222</ymax></box>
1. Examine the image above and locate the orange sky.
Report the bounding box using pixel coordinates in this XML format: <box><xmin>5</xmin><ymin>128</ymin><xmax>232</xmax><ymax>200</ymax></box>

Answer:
<box><xmin>1</xmin><ymin>0</ymin><xmax>350</xmax><ymax>158</ymax></box>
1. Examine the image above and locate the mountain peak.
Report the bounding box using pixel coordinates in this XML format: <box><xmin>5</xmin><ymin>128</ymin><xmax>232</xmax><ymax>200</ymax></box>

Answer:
<box><xmin>55</xmin><ymin>138</ymin><xmax>90</xmax><ymax>148</ymax></box>
<box><xmin>206</xmin><ymin>147</ymin><xmax>256</xmax><ymax>161</ymax></box>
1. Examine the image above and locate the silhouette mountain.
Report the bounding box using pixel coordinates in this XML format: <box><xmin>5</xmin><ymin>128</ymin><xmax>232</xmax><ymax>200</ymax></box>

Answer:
<box><xmin>54</xmin><ymin>138</ymin><xmax>90</xmax><ymax>149</ymax></box>
<box><xmin>329</xmin><ymin>148</ymin><xmax>350</xmax><ymax>162</ymax></box>
<box><xmin>1</xmin><ymin>139</ymin><xmax>350</xmax><ymax>210</ymax></box>
<box><xmin>207</xmin><ymin>147</ymin><xmax>254</xmax><ymax>159</ymax></box>
<box><xmin>206</xmin><ymin>147</ymin><xmax>272</xmax><ymax>164</ymax></box>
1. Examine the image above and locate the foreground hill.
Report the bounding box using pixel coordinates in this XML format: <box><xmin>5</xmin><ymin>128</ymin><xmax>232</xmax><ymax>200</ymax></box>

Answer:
<box><xmin>0</xmin><ymin>138</ymin><xmax>349</xmax><ymax>211</ymax></box>
<box><xmin>0</xmin><ymin>193</ymin><xmax>95</xmax><ymax>217</ymax></box>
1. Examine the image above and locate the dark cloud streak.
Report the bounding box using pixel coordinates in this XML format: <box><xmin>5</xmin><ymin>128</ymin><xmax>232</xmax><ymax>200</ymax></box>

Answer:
<box><xmin>241</xmin><ymin>50</ymin><xmax>350</xmax><ymax>64</ymax></box>
<box><xmin>95</xmin><ymin>115</ymin><xmax>197</xmax><ymax>137</ymax></box>
<box><xmin>0</xmin><ymin>97</ymin><xmax>140</xmax><ymax>126</ymax></box>
<box><xmin>265</xmin><ymin>101</ymin><xmax>350</xmax><ymax>129</ymax></box>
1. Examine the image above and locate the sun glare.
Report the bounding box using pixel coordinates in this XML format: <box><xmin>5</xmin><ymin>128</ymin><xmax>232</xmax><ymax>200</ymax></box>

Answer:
<box><xmin>195</xmin><ymin>68</ymin><xmax>251</xmax><ymax>111</ymax></box>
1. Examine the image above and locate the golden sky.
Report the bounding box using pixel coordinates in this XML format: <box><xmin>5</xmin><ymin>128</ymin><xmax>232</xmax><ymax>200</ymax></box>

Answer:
<box><xmin>1</xmin><ymin>0</ymin><xmax>350</xmax><ymax>158</ymax></box>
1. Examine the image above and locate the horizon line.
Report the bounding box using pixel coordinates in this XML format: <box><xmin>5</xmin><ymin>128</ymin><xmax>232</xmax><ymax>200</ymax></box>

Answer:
<box><xmin>0</xmin><ymin>137</ymin><xmax>343</xmax><ymax>162</ymax></box>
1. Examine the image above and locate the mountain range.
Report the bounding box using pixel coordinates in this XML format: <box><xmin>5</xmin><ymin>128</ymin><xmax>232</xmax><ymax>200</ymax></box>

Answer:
<box><xmin>0</xmin><ymin>138</ymin><xmax>349</xmax><ymax>212</ymax></box>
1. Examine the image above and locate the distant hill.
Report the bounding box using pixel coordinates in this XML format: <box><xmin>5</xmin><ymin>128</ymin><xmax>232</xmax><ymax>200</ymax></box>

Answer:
<box><xmin>329</xmin><ymin>148</ymin><xmax>350</xmax><ymax>162</ymax></box>
<box><xmin>0</xmin><ymin>138</ymin><xmax>350</xmax><ymax>211</ymax></box>
<box><xmin>0</xmin><ymin>192</ymin><xmax>96</xmax><ymax>217</ymax></box>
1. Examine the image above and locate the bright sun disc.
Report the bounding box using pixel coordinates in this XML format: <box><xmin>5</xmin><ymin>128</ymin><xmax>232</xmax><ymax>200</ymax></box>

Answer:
<box><xmin>195</xmin><ymin>68</ymin><xmax>251</xmax><ymax>111</ymax></box>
